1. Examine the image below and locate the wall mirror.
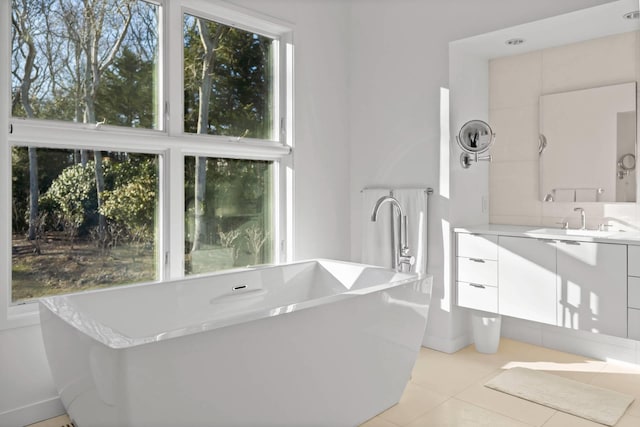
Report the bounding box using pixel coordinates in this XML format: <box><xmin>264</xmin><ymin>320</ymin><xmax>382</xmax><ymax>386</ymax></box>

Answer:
<box><xmin>540</xmin><ymin>82</ymin><xmax>637</xmax><ymax>203</ymax></box>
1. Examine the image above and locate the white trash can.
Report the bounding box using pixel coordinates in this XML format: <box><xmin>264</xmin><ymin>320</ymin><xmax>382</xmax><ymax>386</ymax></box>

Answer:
<box><xmin>471</xmin><ymin>310</ymin><xmax>502</xmax><ymax>354</ymax></box>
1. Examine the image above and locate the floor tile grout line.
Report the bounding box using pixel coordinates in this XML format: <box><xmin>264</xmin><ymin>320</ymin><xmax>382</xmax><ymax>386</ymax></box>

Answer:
<box><xmin>377</xmin><ymin>395</ymin><xmax>445</xmax><ymax>427</ymax></box>
<box><xmin>540</xmin><ymin>410</ymin><xmax>560</xmax><ymax>427</ymax></box>
<box><xmin>396</xmin><ymin>396</ymin><xmax>456</xmax><ymax>427</ymax></box>
<box><xmin>449</xmin><ymin>396</ymin><xmax>541</xmax><ymax>427</ymax></box>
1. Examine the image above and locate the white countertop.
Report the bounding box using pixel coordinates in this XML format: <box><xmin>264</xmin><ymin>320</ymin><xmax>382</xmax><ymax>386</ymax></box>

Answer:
<box><xmin>453</xmin><ymin>224</ymin><xmax>640</xmax><ymax>245</ymax></box>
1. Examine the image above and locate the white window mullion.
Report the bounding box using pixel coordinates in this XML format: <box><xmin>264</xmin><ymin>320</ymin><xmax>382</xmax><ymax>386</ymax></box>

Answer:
<box><xmin>166</xmin><ymin>147</ymin><xmax>185</xmax><ymax>279</ymax></box>
<box><xmin>283</xmin><ymin>33</ymin><xmax>295</xmax><ymax>262</ymax></box>
<box><xmin>0</xmin><ymin>0</ymin><xmax>16</xmax><ymax>328</ymax></box>
<box><xmin>284</xmin><ymin>35</ymin><xmax>295</xmax><ymax>148</ymax></box>
<box><xmin>164</xmin><ymin>2</ymin><xmax>185</xmax><ymax>281</ymax></box>
<box><xmin>167</xmin><ymin>0</ymin><xmax>184</xmax><ymax>137</ymax></box>
<box><xmin>272</xmin><ymin>38</ymin><xmax>280</xmax><ymax>142</ymax></box>
<box><xmin>156</xmin><ymin>2</ymin><xmax>167</xmax><ymax>132</ymax></box>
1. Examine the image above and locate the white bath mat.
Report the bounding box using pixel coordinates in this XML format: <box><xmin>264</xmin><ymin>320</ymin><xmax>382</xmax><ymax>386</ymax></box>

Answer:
<box><xmin>485</xmin><ymin>367</ymin><xmax>634</xmax><ymax>426</ymax></box>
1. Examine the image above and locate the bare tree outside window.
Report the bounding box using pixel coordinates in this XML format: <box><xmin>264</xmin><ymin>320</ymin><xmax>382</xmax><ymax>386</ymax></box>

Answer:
<box><xmin>183</xmin><ymin>13</ymin><xmax>275</xmax><ymax>263</ymax></box>
<box><xmin>10</xmin><ymin>1</ymin><xmax>280</xmax><ymax>301</ymax></box>
<box><xmin>11</xmin><ymin>0</ymin><xmax>159</xmax><ymax>126</ymax></box>
<box><xmin>10</xmin><ymin>0</ymin><xmax>160</xmax><ymax>303</ymax></box>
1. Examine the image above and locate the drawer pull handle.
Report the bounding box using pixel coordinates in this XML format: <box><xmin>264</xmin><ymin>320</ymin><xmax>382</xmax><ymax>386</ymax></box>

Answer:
<box><xmin>469</xmin><ymin>258</ymin><xmax>485</xmax><ymax>263</ymax></box>
<box><xmin>469</xmin><ymin>283</ymin><xmax>486</xmax><ymax>289</ymax></box>
<box><xmin>537</xmin><ymin>238</ymin><xmax>556</xmax><ymax>243</ymax></box>
<box><xmin>561</xmin><ymin>240</ymin><xmax>581</xmax><ymax>245</ymax></box>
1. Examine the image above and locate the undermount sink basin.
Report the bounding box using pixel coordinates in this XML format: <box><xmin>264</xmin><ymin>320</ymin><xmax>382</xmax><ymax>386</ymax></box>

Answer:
<box><xmin>529</xmin><ymin>228</ymin><xmax>616</xmax><ymax>238</ymax></box>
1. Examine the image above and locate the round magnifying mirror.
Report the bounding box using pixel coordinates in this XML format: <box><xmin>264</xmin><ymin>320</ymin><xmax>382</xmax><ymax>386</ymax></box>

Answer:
<box><xmin>456</xmin><ymin>120</ymin><xmax>495</xmax><ymax>154</ymax></box>
<box><xmin>619</xmin><ymin>153</ymin><xmax>636</xmax><ymax>171</ymax></box>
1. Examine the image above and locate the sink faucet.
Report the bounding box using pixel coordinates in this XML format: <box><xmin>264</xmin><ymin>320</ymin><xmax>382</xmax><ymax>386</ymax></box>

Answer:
<box><xmin>574</xmin><ymin>207</ymin><xmax>586</xmax><ymax>230</ymax></box>
<box><xmin>371</xmin><ymin>196</ymin><xmax>415</xmax><ymax>272</ymax></box>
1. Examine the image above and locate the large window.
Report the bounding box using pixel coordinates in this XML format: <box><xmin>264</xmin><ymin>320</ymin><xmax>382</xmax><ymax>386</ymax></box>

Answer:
<box><xmin>3</xmin><ymin>0</ymin><xmax>292</xmax><ymax>312</ymax></box>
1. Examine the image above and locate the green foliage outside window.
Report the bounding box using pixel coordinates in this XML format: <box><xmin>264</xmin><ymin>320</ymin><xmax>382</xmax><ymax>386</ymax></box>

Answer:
<box><xmin>11</xmin><ymin>148</ymin><xmax>159</xmax><ymax>302</ymax></box>
<box><xmin>9</xmin><ymin>0</ymin><xmax>279</xmax><ymax>301</ymax></box>
<box><xmin>183</xmin><ymin>13</ymin><xmax>274</xmax><ymax>139</ymax></box>
<box><xmin>184</xmin><ymin>156</ymin><xmax>273</xmax><ymax>275</ymax></box>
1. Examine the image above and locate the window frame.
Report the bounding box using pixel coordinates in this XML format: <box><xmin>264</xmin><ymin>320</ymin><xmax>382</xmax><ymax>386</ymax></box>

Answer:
<box><xmin>0</xmin><ymin>0</ymin><xmax>294</xmax><ymax>329</ymax></box>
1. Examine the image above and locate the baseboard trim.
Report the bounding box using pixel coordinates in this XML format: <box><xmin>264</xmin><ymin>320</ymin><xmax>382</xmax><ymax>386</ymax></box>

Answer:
<box><xmin>422</xmin><ymin>331</ymin><xmax>472</xmax><ymax>354</ymax></box>
<box><xmin>0</xmin><ymin>397</ymin><xmax>65</xmax><ymax>427</ymax></box>
<box><xmin>502</xmin><ymin>316</ymin><xmax>640</xmax><ymax>365</ymax></box>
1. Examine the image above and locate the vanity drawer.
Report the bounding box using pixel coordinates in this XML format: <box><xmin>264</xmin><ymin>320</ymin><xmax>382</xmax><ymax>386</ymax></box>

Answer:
<box><xmin>457</xmin><ymin>281</ymin><xmax>498</xmax><ymax>313</ymax></box>
<box><xmin>629</xmin><ymin>245</ymin><xmax>640</xmax><ymax>277</ymax></box>
<box><xmin>629</xmin><ymin>277</ymin><xmax>640</xmax><ymax>309</ymax></box>
<box><xmin>628</xmin><ymin>308</ymin><xmax>640</xmax><ymax>340</ymax></box>
<box><xmin>457</xmin><ymin>257</ymin><xmax>497</xmax><ymax>286</ymax></box>
<box><xmin>457</xmin><ymin>233</ymin><xmax>498</xmax><ymax>260</ymax></box>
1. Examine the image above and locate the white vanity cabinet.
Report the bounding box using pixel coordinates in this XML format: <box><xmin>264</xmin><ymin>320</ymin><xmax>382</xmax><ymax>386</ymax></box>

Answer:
<box><xmin>455</xmin><ymin>227</ymin><xmax>631</xmax><ymax>340</ymax></box>
<box><xmin>498</xmin><ymin>236</ymin><xmax>557</xmax><ymax>325</ymax></box>
<box><xmin>628</xmin><ymin>245</ymin><xmax>640</xmax><ymax>340</ymax></box>
<box><xmin>456</xmin><ymin>233</ymin><xmax>498</xmax><ymax>312</ymax></box>
<box><xmin>556</xmin><ymin>240</ymin><xmax>626</xmax><ymax>337</ymax></box>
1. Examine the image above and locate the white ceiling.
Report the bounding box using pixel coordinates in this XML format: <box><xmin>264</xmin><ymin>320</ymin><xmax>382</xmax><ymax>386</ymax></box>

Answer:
<box><xmin>452</xmin><ymin>0</ymin><xmax>640</xmax><ymax>59</ymax></box>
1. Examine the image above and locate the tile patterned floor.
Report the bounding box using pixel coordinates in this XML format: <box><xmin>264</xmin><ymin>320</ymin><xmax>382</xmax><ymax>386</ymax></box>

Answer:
<box><xmin>361</xmin><ymin>338</ymin><xmax>640</xmax><ymax>427</ymax></box>
<box><xmin>27</xmin><ymin>338</ymin><xmax>640</xmax><ymax>427</ymax></box>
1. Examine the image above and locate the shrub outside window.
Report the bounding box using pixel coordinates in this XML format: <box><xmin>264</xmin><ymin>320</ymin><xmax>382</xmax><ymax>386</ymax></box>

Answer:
<box><xmin>4</xmin><ymin>0</ymin><xmax>291</xmax><ymax>310</ymax></box>
<box><xmin>11</xmin><ymin>148</ymin><xmax>159</xmax><ymax>302</ymax></box>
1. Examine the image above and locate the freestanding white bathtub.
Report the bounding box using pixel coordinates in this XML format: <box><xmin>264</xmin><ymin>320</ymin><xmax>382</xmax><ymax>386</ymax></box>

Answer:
<box><xmin>39</xmin><ymin>259</ymin><xmax>432</xmax><ymax>427</ymax></box>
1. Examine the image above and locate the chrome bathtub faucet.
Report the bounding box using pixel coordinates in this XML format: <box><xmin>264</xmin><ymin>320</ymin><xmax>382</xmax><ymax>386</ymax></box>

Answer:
<box><xmin>371</xmin><ymin>196</ymin><xmax>415</xmax><ymax>273</ymax></box>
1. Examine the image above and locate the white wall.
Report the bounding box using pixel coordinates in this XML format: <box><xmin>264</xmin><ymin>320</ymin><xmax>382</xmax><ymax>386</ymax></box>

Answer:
<box><xmin>348</xmin><ymin>0</ymin><xmax>615</xmax><ymax>352</ymax></box>
<box><xmin>0</xmin><ymin>325</ymin><xmax>64</xmax><ymax>426</ymax></box>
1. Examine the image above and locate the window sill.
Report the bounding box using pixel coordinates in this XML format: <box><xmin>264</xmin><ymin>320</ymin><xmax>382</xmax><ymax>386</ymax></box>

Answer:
<box><xmin>1</xmin><ymin>302</ymin><xmax>40</xmax><ymax>331</ymax></box>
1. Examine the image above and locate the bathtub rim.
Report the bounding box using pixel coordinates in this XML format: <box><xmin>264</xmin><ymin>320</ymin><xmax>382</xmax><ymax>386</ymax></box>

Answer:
<box><xmin>39</xmin><ymin>259</ymin><xmax>429</xmax><ymax>349</ymax></box>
